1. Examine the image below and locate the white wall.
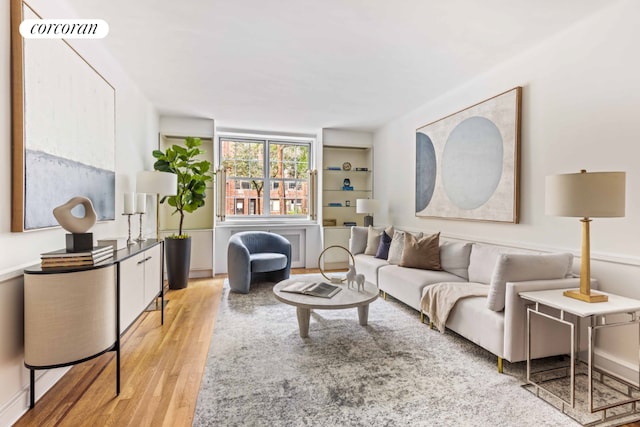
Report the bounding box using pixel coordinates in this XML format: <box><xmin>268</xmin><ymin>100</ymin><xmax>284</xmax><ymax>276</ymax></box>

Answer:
<box><xmin>374</xmin><ymin>0</ymin><xmax>640</xmax><ymax>380</ymax></box>
<box><xmin>0</xmin><ymin>0</ymin><xmax>159</xmax><ymax>423</ymax></box>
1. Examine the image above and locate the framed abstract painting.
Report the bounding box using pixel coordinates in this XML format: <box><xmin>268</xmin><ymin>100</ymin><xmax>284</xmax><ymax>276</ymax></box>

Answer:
<box><xmin>10</xmin><ymin>0</ymin><xmax>115</xmax><ymax>231</ymax></box>
<box><xmin>415</xmin><ymin>87</ymin><xmax>521</xmax><ymax>223</ymax></box>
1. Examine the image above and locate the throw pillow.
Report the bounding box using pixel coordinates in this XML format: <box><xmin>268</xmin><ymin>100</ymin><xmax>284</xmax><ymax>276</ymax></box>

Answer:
<box><xmin>374</xmin><ymin>230</ymin><xmax>393</xmax><ymax>259</ymax></box>
<box><xmin>388</xmin><ymin>230</ymin><xmax>423</xmax><ymax>265</ymax></box>
<box><xmin>487</xmin><ymin>252</ymin><xmax>574</xmax><ymax>312</ymax></box>
<box><xmin>400</xmin><ymin>232</ymin><xmax>442</xmax><ymax>270</ymax></box>
<box><xmin>349</xmin><ymin>226</ymin><xmax>369</xmax><ymax>255</ymax></box>
<box><xmin>439</xmin><ymin>241</ymin><xmax>473</xmax><ymax>279</ymax></box>
<box><xmin>364</xmin><ymin>225</ymin><xmax>394</xmax><ymax>256</ymax></box>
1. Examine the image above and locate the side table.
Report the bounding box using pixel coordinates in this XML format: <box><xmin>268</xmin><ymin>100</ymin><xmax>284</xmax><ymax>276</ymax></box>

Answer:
<box><xmin>520</xmin><ymin>288</ymin><xmax>640</xmax><ymax>423</ymax></box>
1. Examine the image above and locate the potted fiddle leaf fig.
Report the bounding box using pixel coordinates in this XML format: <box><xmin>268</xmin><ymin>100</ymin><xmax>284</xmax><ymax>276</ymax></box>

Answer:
<box><xmin>153</xmin><ymin>136</ymin><xmax>213</xmax><ymax>289</ymax></box>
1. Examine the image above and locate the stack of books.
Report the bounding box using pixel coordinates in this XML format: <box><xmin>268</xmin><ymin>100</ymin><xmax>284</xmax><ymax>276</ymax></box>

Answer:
<box><xmin>40</xmin><ymin>245</ymin><xmax>114</xmax><ymax>268</ymax></box>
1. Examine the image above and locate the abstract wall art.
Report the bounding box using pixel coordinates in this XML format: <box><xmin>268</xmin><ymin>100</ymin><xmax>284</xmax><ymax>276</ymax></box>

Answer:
<box><xmin>11</xmin><ymin>0</ymin><xmax>116</xmax><ymax>231</ymax></box>
<box><xmin>415</xmin><ymin>87</ymin><xmax>521</xmax><ymax>223</ymax></box>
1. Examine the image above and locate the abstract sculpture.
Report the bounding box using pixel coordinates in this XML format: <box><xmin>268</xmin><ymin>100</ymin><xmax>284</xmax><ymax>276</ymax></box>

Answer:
<box><xmin>53</xmin><ymin>196</ymin><xmax>97</xmax><ymax>252</ymax></box>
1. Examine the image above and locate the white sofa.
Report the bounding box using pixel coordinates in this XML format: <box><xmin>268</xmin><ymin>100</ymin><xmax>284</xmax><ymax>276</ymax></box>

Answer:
<box><xmin>349</xmin><ymin>226</ymin><xmax>594</xmax><ymax>372</ymax></box>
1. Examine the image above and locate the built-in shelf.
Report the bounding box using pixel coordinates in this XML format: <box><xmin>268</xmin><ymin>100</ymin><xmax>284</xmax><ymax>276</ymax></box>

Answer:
<box><xmin>321</xmin><ymin>143</ymin><xmax>373</xmax><ymax>269</ymax></box>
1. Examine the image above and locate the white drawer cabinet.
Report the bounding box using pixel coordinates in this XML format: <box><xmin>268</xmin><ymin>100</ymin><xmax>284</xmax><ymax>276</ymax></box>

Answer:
<box><xmin>119</xmin><ymin>243</ymin><xmax>162</xmax><ymax>333</ymax></box>
<box><xmin>23</xmin><ymin>240</ymin><xmax>164</xmax><ymax>409</ymax></box>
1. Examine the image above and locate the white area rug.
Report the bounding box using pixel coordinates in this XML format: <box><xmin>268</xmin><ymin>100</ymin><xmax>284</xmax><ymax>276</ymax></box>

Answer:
<box><xmin>193</xmin><ymin>275</ymin><xmax>637</xmax><ymax>426</ymax></box>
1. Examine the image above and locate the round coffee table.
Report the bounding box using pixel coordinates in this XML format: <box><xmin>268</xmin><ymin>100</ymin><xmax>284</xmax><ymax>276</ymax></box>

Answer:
<box><xmin>273</xmin><ymin>277</ymin><xmax>379</xmax><ymax>338</ymax></box>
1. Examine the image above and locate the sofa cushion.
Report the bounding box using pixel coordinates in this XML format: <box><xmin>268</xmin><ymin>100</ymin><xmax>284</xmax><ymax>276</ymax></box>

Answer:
<box><xmin>250</xmin><ymin>253</ymin><xmax>288</xmax><ymax>273</ymax></box>
<box><xmin>388</xmin><ymin>230</ymin><xmax>422</xmax><ymax>265</ymax></box>
<box><xmin>440</xmin><ymin>241</ymin><xmax>472</xmax><ymax>279</ymax></box>
<box><xmin>364</xmin><ymin>225</ymin><xmax>394</xmax><ymax>256</ymax></box>
<box><xmin>446</xmin><ymin>296</ymin><xmax>505</xmax><ymax>358</ymax></box>
<box><xmin>375</xmin><ymin>230</ymin><xmax>393</xmax><ymax>259</ymax></box>
<box><xmin>487</xmin><ymin>252</ymin><xmax>574</xmax><ymax>312</ymax></box>
<box><xmin>354</xmin><ymin>254</ymin><xmax>389</xmax><ymax>287</ymax></box>
<box><xmin>400</xmin><ymin>232</ymin><xmax>442</xmax><ymax>270</ymax></box>
<box><xmin>378</xmin><ymin>265</ymin><xmax>464</xmax><ymax>310</ymax></box>
<box><xmin>467</xmin><ymin>244</ymin><xmax>506</xmax><ymax>284</ymax></box>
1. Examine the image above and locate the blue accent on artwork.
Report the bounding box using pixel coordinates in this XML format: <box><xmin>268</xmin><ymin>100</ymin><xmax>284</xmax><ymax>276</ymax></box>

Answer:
<box><xmin>415</xmin><ymin>132</ymin><xmax>437</xmax><ymax>212</ymax></box>
<box><xmin>441</xmin><ymin>117</ymin><xmax>503</xmax><ymax>210</ymax></box>
<box><xmin>24</xmin><ymin>150</ymin><xmax>115</xmax><ymax>230</ymax></box>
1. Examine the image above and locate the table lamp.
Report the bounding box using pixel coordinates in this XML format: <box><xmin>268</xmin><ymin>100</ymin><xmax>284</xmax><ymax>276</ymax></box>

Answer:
<box><xmin>545</xmin><ymin>170</ymin><xmax>625</xmax><ymax>303</ymax></box>
<box><xmin>356</xmin><ymin>199</ymin><xmax>379</xmax><ymax>227</ymax></box>
<box><xmin>136</xmin><ymin>171</ymin><xmax>177</xmax><ymax>240</ymax></box>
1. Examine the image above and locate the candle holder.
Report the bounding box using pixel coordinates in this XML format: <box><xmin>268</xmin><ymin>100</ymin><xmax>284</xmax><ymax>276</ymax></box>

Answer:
<box><xmin>122</xmin><ymin>213</ymin><xmax>135</xmax><ymax>245</ymax></box>
<box><xmin>136</xmin><ymin>212</ymin><xmax>146</xmax><ymax>242</ymax></box>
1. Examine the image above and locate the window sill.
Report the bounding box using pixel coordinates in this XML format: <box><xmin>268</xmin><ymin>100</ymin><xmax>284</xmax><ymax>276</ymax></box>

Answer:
<box><xmin>215</xmin><ymin>219</ymin><xmax>319</xmax><ymax>229</ymax></box>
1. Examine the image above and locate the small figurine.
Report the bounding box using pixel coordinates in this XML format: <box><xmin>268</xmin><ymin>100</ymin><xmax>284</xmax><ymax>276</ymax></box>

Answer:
<box><xmin>355</xmin><ymin>273</ymin><xmax>365</xmax><ymax>292</ymax></box>
<box><xmin>346</xmin><ymin>265</ymin><xmax>357</xmax><ymax>289</ymax></box>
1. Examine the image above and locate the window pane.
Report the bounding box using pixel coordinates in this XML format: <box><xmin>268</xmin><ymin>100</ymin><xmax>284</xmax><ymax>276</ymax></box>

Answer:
<box><xmin>222</xmin><ymin>139</ymin><xmax>264</xmax><ymax>178</ymax></box>
<box><xmin>221</xmin><ymin>137</ymin><xmax>310</xmax><ymax>218</ymax></box>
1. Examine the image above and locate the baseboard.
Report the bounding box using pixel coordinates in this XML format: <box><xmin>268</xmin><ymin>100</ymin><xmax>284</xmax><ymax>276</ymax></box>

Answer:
<box><xmin>0</xmin><ymin>367</ymin><xmax>70</xmax><ymax>427</ymax></box>
<box><xmin>594</xmin><ymin>348</ymin><xmax>639</xmax><ymax>387</ymax></box>
<box><xmin>189</xmin><ymin>269</ymin><xmax>213</xmax><ymax>279</ymax></box>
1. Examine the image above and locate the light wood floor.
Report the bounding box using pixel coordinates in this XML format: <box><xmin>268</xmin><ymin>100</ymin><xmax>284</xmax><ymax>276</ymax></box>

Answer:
<box><xmin>13</xmin><ymin>269</ymin><xmax>640</xmax><ymax>427</ymax></box>
<box><xmin>15</xmin><ymin>275</ymin><xmax>226</xmax><ymax>427</ymax></box>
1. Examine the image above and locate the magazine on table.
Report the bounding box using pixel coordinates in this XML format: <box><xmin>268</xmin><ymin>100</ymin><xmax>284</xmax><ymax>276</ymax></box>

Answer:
<box><xmin>281</xmin><ymin>281</ymin><xmax>342</xmax><ymax>298</ymax></box>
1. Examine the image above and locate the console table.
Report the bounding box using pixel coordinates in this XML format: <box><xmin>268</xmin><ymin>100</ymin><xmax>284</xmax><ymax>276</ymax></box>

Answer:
<box><xmin>520</xmin><ymin>288</ymin><xmax>640</xmax><ymax>424</ymax></box>
<box><xmin>23</xmin><ymin>240</ymin><xmax>165</xmax><ymax>409</ymax></box>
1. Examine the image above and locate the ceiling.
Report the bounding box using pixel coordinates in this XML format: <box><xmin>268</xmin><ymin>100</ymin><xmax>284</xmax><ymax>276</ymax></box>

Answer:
<box><xmin>65</xmin><ymin>0</ymin><xmax>612</xmax><ymax>134</ymax></box>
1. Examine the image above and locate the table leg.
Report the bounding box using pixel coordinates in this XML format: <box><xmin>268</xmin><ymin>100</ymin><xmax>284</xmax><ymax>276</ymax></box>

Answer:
<box><xmin>30</xmin><ymin>369</ymin><xmax>34</xmax><ymax>409</ymax></box>
<box><xmin>358</xmin><ymin>304</ymin><xmax>369</xmax><ymax>326</ymax></box>
<box><xmin>296</xmin><ymin>307</ymin><xmax>311</xmax><ymax>338</ymax></box>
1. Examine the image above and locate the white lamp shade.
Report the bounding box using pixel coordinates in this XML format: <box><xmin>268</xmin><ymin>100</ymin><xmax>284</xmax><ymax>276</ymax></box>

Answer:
<box><xmin>136</xmin><ymin>171</ymin><xmax>177</xmax><ymax>195</ymax></box>
<box><xmin>356</xmin><ymin>199</ymin><xmax>379</xmax><ymax>214</ymax></box>
<box><xmin>545</xmin><ymin>171</ymin><xmax>625</xmax><ymax>218</ymax></box>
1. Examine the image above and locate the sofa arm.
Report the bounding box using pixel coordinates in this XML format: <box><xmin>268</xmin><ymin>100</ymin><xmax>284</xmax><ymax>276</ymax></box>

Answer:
<box><xmin>503</xmin><ymin>277</ymin><xmax>598</xmax><ymax>362</ymax></box>
<box><xmin>349</xmin><ymin>226</ymin><xmax>368</xmax><ymax>255</ymax></box>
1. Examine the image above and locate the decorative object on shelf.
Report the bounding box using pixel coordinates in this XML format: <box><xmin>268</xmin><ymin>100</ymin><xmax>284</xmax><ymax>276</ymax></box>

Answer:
<box><xmin>137</xmin><ymin>170</ymin><xmax>178</xmax><ymax>240</ymax></box>
<box><xmin>343</xmin><ymin>221</ymin><xmax>357</xmax><ymax>227</ymax></box>
<box><xmin>53</xmin><ymin>196</ymin><xmax>97</xmax><ymax>234</ymax></box>
<box><xmin>318</xmin><ymin>245</ymin><xmax>356</xmax><ymax>283</ymax></box>
<box><xmin>40</xmin><ymin>245</ymin><xmax>113</xmax><ymax>268</ymax></box>
<box><xmin>323</xmin><ymin>219</ymin><xmax>337</xmax><ymax>226</ymax></box>
<box><xmin>123</xmin><ymin>192</ymin><xmax>135</xmax><ymax>214</ymax></box>
<box><xmin>152</xmin><ymin>137</ymin><xmax>213</xmax><ymax>289</ymax></box>
<box><xmin>327</xmin><ymin>166</ymin><xmax>342</xmax><ymax>171</ymax></box>
<box><xmin>355</xmin><ymin>167</ymin><xmax>369</xmax><ymax>171</ymax></box>
<box><xmin>53</xmin><ymin>196</ymin><xmax>98</xmax><ymax>252</ymax></box>
<box><xmin>136</xmin><ymin>212</ymin><xmax>146</xmax><ymax>242</ymax></box>
<box><xmin>135</xmin><ymin>193</ymin><xmax>147</xmax><ymax>242</ymax></box>
<box><xmin>545</xmin><ymin>169</ymin><xmax>626</xmax><ymax>303</ymax></box>
<box><xmin>356</xmin><ymin>199</ymin><xmax>379</xmax><ymax>227</ymax></box>
<box><xmin>342</xmin><ymin>162</ymin><xmax>352</xmax><ymax>171</ymax></box>
<box><xmin>345</xmin><ymin>200</ymin><xmax>351</xmax><ymax>207</ymax></box>
<box><xmin>97</xmin><ymin>237</ymin><xmax>128</xmax><ymax>252</ymax></box>
<box><xmin>328</xmin><ymin>202</ymin><xmax>343</xmax><ymax>207</ymax></box>
<box><xmin>415</xmin><ymin>87</ymin><xmax>521</xmax><ymax>223</ymax></box>
<box><xmin>342</xmin><ymin>178</ymin><xmax>353</xmax><ymax>191</ymax></box>
<box><xmin>123</xmin><ymin>213</ymin><xmax>135</xmax><ymax>246</ymax></box>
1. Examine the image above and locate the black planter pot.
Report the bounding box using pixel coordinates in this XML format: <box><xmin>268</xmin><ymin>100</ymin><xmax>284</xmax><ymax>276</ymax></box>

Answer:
<box><xmin>165</xmin><ymin>237</ymin><xmax>192</xmax><ymax>290</ymax></box>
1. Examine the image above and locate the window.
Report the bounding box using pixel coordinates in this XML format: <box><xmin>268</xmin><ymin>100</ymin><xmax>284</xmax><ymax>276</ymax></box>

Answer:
<box><xmin>234</xmin><ymin>198</ymin><xmax>245</xmax><ymax>215</ymax></box>
<box><xmin>220</xmin><ymin>135</ymin><xmax>311</xmax><ymax>218</ymax></box>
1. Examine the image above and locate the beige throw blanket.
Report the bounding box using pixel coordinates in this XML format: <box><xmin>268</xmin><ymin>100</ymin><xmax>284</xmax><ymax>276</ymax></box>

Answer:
<box><xmin>420</xmin><ymin>282</ymin><xmax>489</xmax><ymax>333</ymax></box>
